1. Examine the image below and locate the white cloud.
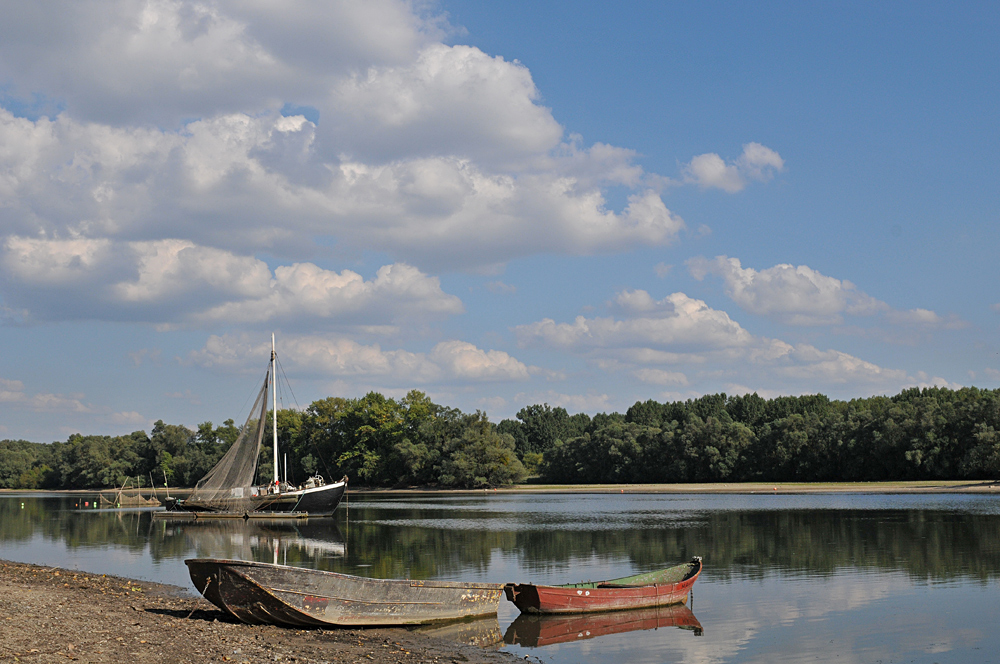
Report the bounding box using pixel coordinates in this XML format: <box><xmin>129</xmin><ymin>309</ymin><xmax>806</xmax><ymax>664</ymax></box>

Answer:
<box><xmin>0</xmin><ymin>105</ymin><xmax>685</xmax><ymax>272</ymax></box>
<box><xmin>513</xmin><ymin>390</ymin><xmax>614</xmax><ymax>413</ymax></box>
<box><xmin>633</xmin><ymin>368</ymin><xmax>689</xmax><ymax>386</ymax></box>
<box><xmin>681</xmin><ymin>142</ymin><xmax>784</xmax><ymax>192</ymax></box>
<box><xmin>689</xmin><ymin>255</ymin><xmax>967</xmax><ymax>330</ymax></box>
<box><xmin>515</xmin><ymin>288</ymin><xmax>926</xmax><ymax>395</ymax></box>
<box><xmin>688</xmin><ymin>255</ymin><xmax>887</xmax><ymax>325</ymax></box>
<box><xmin>1</xmin><ymin>235</ymin><xmax>461</xmax><ymax>325</ymax></box>
<box><xmin>516</xmin><ymin>291</ymin><xmax>753</xmax><ymax>352</ymax></box>
<box><xmin>0</xmin><ymin>376</ymin><xmax>92</xmax><ymax>413</ymax></box>
<box><xmin>429</xmin><ymin>341</ymin><xmax>531</xmax><ymax>381</ymax></box>
<box><xmin>0</xmin><ymin>0</ymin><xmax>442</xmax><ymax>126</ymax></box>
<box><xmin>189</xmin><ymin>333</ymin><xmax>532</xmax><ymax>384</ymax></box>
<box><xmin>776</xmin><ymin>345</ymin><xmax>909</xmax><ymax>385</ymax></box>
<box><xmin>326</xmin><ymin>42</ymin><xmax>563</xmax><ymax>167</ymax></box>
<box><xmin>653</xmin><ymin>262</ymin><xmax>673</xmax><ymax>278</ymax></box>
<box><xmin>110</xmin><ymin>411</ymin><xmax>150</xmax><ymax>427</ymax></box>
<box><xmin>485</xmin><ymin>280</ymin><xmax>516</xmax><ymax>294</ymax></box>
<box><xmin>884</xmin><ymin>308</ymin><xmax>967</xmax><ymax>329</ymax></box>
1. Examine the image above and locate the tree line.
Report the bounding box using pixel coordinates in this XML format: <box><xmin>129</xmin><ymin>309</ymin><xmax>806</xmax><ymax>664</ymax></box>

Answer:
<box><xmin>2</xmin><ymin>386</ymin><xmax>1000</xmax><ymax>490</ymax></box>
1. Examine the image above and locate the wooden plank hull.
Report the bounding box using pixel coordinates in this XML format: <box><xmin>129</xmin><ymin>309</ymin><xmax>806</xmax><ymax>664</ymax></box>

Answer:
<box><xmin>504</xmin><ymin>558</ymin><xmax>701</xmax><ymax>614</ymax></box>
<box><xmin>504</xmin><ymin>603</ymin><xmax>703</xmax><ymax>647</ymax></box>
<box><xmin>186</xmin><ymin>559</ymin><xmax>504</xmax><ymax>626</ymax></box>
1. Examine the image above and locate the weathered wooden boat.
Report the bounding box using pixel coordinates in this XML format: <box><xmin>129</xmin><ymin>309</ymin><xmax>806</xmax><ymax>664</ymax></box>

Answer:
<box><xmin>504</xmin><ymin>603</ymin><xmax>703</xmax><ymax>647</ymax></box>
<box><xmin>186</xmin><ymin>558</ymin><xmax>505</xmax><ymax>626</ymax></box>
<box><xmin>504</xmin><ymin>557</ymin><xmax>701</xmax><ymax>614</ymax></box>
<box><xmin>164</xmin><ymin>335</ymin><xmax>347</xmax><ymax>517</ymax></box>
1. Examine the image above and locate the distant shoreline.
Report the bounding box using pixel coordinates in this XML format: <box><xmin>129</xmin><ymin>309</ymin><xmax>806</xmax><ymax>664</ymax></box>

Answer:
<box><xmin>5</xmin><ymin>480</ymin><xmax>998</xmax><ymax>496</ymax></box>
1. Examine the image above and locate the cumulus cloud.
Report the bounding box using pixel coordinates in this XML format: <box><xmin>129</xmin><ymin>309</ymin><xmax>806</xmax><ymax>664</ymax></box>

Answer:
<box><xmin>0</xmin><ymin>235</ymin><xmax>461</xmax><ymax>325</ymax></box>
<box><xmin>516</xmin><ymin>291</ymin><xmax>753</xmax><ymax>352</ymax></box>
<box><xmin>688</xmin><ymin>255</ymin><xmax>965</xmax><ymax>329</ymax></box>
<box><xmin>0</xmin><ymin>0</ymin><xmax>442</xmax><ymax>126</ymax></box>
<box><xmin>189</xmin><ymin>333</ymin><xmax>532</xmax><ymax>384</ymax></box>
<box><xmin>681</xmin><ymin>142</ymin><xmax>784</xmax><ymax>193</ymax></box>
<box><xmin>776</xmin><ymin>345</ymin><xmax>909</xmax><ymax>385</ymax></box>
<box><xmin>687</xmin><ymin>255</ymin><xmax>887</xmax><ymax>325</ymax></box>
<box><xmin>0</xmin><ymin>376</ymin><xmax>92</xmax><ymax>413</ymax></box>
<box><xmin>0</xmin><ymin>105</ymin><xmax>685</xmax><ymax>271</ymax></box>
<box><xmin>515</xmin><ymin>288</ymin><xmax>922</xmax><ymax>394</ymax></box>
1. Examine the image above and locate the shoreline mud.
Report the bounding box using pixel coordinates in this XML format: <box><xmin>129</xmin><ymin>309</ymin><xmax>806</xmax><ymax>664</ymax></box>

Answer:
<box><xmin>0</xmin><ymin>560</ymin><xmax>520</xmax><ymax>664</ymax></box>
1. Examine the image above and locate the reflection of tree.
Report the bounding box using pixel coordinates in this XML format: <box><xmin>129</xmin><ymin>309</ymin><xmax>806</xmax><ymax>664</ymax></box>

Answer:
<box><xmin>6</xmin><ymin>497</ymin><xmax>1000</xmax><ymax>585</ymax></box>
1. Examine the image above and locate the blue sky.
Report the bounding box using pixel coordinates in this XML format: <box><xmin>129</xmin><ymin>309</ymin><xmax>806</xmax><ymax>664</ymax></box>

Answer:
<box><xmin>1</xmin><ymin>1</ymin><xmax>997</xmax><ymax>442</ymax></box>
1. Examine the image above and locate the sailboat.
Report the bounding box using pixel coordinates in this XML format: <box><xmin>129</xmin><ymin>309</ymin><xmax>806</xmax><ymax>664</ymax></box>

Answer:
<box><xmin>164</xmin><ymin>335</ymin><xmax>347</xmax><ymax>516</ymax></box>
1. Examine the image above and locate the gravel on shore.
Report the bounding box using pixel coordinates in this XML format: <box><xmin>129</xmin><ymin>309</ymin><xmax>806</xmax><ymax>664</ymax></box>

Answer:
<box><xmin>0</xmin><ymin>560</ymin><xmax>523</xmax><ymax>664</ymax></box>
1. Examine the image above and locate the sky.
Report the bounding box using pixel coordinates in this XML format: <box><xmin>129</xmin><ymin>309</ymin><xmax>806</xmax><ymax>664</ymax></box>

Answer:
<box><xmin>1</xmin><ymin>0</ymin><xmax>998</xmax><ymax>442</ymax></box>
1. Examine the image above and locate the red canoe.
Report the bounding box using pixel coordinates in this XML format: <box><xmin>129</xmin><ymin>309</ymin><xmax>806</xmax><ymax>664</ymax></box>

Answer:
<box><xmin>504</xmin><ymin>602</ymin><xmax>703</xmax><ymax>647</ymax></box>
<box><xmin>504</xmin><ymin>557</ymin><xmax>701</xmax><ymax>614</ymax></box>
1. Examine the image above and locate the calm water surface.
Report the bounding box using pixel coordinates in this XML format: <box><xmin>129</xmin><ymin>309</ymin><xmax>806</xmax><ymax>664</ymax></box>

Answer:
<box><xmin>2</xmin><ymin>491</ymin><xmax>999</xmax><ymax>663</ymax></box>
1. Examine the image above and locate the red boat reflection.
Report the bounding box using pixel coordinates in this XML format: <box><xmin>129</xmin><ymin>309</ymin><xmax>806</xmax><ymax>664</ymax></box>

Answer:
<box><xmin>503</xmin><ymin>602</ymin><xmax>703</xmax><ymax>647</ymax></box>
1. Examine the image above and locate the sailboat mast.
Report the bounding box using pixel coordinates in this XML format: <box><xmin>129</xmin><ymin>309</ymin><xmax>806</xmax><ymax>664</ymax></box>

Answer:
<box><xmin>272</xmin><ymin>333</ymin><xmax>279</xmax><ymax>489</ymax></box>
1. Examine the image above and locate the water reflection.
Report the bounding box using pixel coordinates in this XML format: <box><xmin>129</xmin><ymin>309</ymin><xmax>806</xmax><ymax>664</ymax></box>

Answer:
<box><xmin>149</xmin><ymin>518</ymin><xmax>345</xmax><ymax>567</ymax></box>
<box><xmin>416</xmin><ymin>617</ymin><xmax>503</xmax><ymax>648</ymax></box>
<box><xmin>3</xmin><ymin>492</ymin><xmax>1000</xmax><ymax>663</ymax></box>
<box><xmin>504</xmin><ymin>604</ymin><xmax>703</xmax><ymax>647</ymax></box>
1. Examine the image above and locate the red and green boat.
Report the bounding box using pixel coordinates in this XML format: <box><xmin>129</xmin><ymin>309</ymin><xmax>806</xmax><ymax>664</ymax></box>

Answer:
<box><xmin>504</xmin><ymin>557</ymin><xmax>702</xmax><ymax>614</ymax></box>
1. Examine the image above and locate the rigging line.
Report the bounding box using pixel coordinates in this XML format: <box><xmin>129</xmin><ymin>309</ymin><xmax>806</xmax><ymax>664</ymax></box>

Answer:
<box><xmin>232</xmin><ymin>367</ymin><xmax>271</xmax><ymax>425</ymax></box>
<box><xmin>275</xmin><ymin>354</ymin><xmax>335</xmax><ymax>481</ymax></box>
<box><xmin>275</xmin><ymin>355</ymin><xmax>301</xmax><ymax>410</ymax></box>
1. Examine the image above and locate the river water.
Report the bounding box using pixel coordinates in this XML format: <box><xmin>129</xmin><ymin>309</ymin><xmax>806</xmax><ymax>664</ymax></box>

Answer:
<box><xmin>2</xmin><ymin>491</ymin><xmax>999</xmax><ymax>663</ymax></box>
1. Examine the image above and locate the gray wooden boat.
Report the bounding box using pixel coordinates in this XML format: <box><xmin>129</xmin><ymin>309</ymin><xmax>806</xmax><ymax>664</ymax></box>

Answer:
<box><xmin>186</xmin><ymin>558</ymin><xmax>504</xmax><ymax>626</ymax></box>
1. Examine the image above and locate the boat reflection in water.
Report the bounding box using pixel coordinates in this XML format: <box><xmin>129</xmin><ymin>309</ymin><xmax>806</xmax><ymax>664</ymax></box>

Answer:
<box><xmin>416</xmin><ymin>616</ymin><xmax>504</xmax><ymax>649</ymax></box>
<box><xmin>153</xmin><ymin>518</ymin><xmax>346</xmax><ymax>566</ymax></box>
<box><xmin>504</xmin><ymin>603</ymin><xmax>703</xmax><ymax>648</ymax></box>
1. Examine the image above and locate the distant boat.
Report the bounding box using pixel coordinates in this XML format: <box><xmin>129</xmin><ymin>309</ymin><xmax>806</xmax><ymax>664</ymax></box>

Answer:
<box><xmin>504</xmin><ymin>557</ymin><xmax>702</xmax><ymax>614</ymax></box>
<box><xmin>186</xmin><ymin>558</ymin><xmax>505</xmax><ymax>626</ymax></box>
<box><xmin>99</xmin><ymin>478</ymin><xmax>160</xmax><ymax>508</ymax></box>
<box><xmin>504</xmin><ymin>603</ymin><xmax>703</xmax><ymax>647</ymax></box>
<box><xmin>163</xmin><ymin>335</ymin><xmax>347</xmax><ymax>516</ymax></box>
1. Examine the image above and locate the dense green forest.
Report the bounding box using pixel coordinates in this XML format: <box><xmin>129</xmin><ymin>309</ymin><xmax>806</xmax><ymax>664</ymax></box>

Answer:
<box><xmin>2</xmin><ymin>386</ymin><xmax>1000</xmax><ymax>490</ymax></box>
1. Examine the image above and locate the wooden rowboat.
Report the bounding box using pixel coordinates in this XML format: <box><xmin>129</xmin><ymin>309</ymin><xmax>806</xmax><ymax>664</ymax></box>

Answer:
<box><xmin>504</xmin><ymin>557</ymin><xmax>701</xmax><ymax>614</ymax></box>
<box><xmin>186</xmin><ymin>558</ymin><xmax>504</xmax><ymax>626</ymax></box>
<box><xmin>504</xmin><ymin>602</ymin><xmax>703</xmax><ymax>647</ymax></box>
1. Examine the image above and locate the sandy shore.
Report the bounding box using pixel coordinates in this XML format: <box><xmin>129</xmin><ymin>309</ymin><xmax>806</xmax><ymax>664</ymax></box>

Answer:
<box><xmin>0</xmin><ymin>560</ymin><xmax>521</xmax><ymax>664</ymax></box>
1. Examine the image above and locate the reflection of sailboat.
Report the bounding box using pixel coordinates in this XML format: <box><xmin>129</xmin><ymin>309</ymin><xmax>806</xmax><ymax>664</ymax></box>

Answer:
<box><xmin>503</xmin><ymin>603</ymin><xmax>703</xmax><ymax>647</ymax></box>
<box><xmin>164</xmin><ymin>335</ymin><xmax>347</xmax><ymax>516</ymax></box>
<box><xmin>161</xmin><ymin>518</ymin><xmax>347</xmax><ymax>564</ymax></box>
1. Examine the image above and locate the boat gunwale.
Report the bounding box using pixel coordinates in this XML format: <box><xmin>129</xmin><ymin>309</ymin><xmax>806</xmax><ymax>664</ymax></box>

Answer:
<box><xmin>185</xmin><ymin>558</ymin><xmax>505</xmax><ymax>590</ymax></box>
<box><xmin>550</xmin><ymin>558</ymin><xmax>702</xmax><ymax>590</ymax></box>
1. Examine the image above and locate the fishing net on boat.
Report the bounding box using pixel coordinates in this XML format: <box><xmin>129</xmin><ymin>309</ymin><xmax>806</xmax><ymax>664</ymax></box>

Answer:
<box><xmin>185</xmin><ymin>376</ymin><xmax>270</xmax><ymax>512</ymax></box>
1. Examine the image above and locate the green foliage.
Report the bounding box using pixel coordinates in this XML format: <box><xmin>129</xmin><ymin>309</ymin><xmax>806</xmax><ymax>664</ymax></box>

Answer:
<box><xmin>9</xmin><ymin>386</ymin><xmax>1000</xmax><ymax>490</ymax></box>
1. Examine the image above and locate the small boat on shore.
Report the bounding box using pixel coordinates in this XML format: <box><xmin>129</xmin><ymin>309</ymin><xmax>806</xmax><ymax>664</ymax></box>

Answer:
<box><xmin>186</xmin><ymin>558</ymin><xmax>505</xmax><ymax>626</ymax></box>
<box><xmin>504</xmin><ymin>603</ymin><xmax>703</xmax><ymax>647</ymax></box>
<box><xmin>504</xmin><ymin>557</ymin><xmax>701</xmax><ymax>614</ymax></box>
